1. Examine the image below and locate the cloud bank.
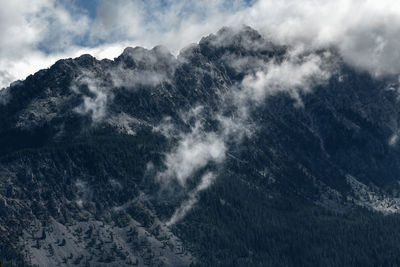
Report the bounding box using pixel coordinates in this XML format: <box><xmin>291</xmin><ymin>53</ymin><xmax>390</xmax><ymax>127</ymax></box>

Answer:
<box><xmin>1</xmin><ymin>0</ymin><xmax>400</xmax><ymax>88</ymax></box>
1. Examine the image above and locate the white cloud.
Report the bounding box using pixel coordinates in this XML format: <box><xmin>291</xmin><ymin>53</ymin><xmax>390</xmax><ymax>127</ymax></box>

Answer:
<box><xmin>75</xmin><ymin>178</ymin><xmax>92</xmax><ymax>208</ymax></box>
<box><xmin>90</xmin><ymin>0</ymin><xmax>146</xmax><ymax>41</ymax></box>
<box><xmin>0</xmin><ymin>86</ymin><xmax>10</xmax><ymax>105</ymax></box>
<box><xmin>389</xmin><ymin>133</ymin><xmax>399</xmax><ymax>147</ymax></box>
<box><xmin>107</xmin><ymin>46</ymin><xmax>175</xmax><ymax>88</ymax></box>
<box><xmin>240</xmin><ymin>50</ymin><xmax>332</xmax><ymax>106</ymax></box>
<box><xmin>244</xmin><ymin>0</ymin><xmax>400</xmax><ymax>76</ymax></box>
<box><xmin>157</xmin><ymin>117</ymin><xmax>226</xmax><ymax>186</ymax></box>
<box><xmin>166</xmin><ymin>172</ymin><xmax>216</xmax><ymax>226</ymax></box>
<box><xmin>71</xmin><ymin>71</ymin><xmax>111</xmax><ymax>122</ymax></box>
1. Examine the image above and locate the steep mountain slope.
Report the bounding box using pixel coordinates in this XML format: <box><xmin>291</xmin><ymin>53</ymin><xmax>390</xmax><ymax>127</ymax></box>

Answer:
<box><xmin>2</xmin><ymin>26</ymin><xmax>400</xmax><ymax>266</ymax></box>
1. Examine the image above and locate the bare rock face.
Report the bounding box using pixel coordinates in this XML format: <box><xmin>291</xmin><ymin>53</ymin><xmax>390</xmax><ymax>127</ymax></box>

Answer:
<box><xmin>2</xmin><ymin>26</ymin><xmax>400</xmax><ymax>266</ymax></box>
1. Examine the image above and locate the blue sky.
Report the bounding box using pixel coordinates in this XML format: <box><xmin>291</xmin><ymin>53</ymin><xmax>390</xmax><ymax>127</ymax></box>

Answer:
<box><xmin>72</xmin><ymin>0</ymin><xmax>255</xmax><ymax>18</ymax></box>
<box><xmin>73</xmin><ymin>0</ymin><xmax>99</xmax><ymax>18</ymax></box>
<box><xmin>0</xmin><ymin>0</ymin><xmax>399</xmax><ymax>89</ymax></box>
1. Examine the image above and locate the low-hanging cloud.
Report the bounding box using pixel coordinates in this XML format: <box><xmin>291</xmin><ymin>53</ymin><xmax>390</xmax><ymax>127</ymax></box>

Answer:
<box><xmin>70</xmin><ymin>50</ymin><xmax>173</xmax><ymax>122</ymax></box>
<box><xmin>75</xmin><ymin>178</ymin><xmax>92</xmax><ymax>208</ymax></box>
<box><xmin>154</xmin><ymin>104</ymin><xmax>242</xmax><ymax>225</ymax></box>
<box><xmin>240</xmin><ymin>50</ymin><xmax>333</xmax><ymax>106</ymax></box>
<box><xmin>107</xmin><ymin>67</ymin><xmax>169</xmax><ymax>89</ymax></box>
<box><xmin>71</xmin><ymin>72</ymin><xmax>111</xmax><ymax>122</ymax></box>
<box><xmin>156</xmin><ymin>108</ymin><xmax>226</xmax><ymax>187</ymax></box>
<box><xmin>166</xmin><ymin>172</ymin><xmax>216</xmax><ymax>226</ymax></box>
<box><xmin>0</xmin><ymin>86</ymin><xmax>11</xmax><ymax>105</ymax></box>
<box><xmin>155</xmin><ymin>108</ymin><xmax>250</xmax><ymax>225</ymax></box>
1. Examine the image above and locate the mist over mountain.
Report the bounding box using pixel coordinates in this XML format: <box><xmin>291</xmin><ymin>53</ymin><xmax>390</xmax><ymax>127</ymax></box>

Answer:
<box><xmin>2</xmin><ymin>26</ymin><xmax>400</xmax><ymax>266</ymax></box>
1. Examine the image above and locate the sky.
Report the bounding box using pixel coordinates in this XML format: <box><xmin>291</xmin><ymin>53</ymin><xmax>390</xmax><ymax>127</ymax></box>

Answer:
<box><xmin>1</xmin><ymin>0</ymin><xmax>400</xmax><ymax>88</ymax></box>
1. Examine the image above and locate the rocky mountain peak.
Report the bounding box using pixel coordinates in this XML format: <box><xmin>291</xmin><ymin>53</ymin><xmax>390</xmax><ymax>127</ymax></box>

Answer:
<box><xmin>2</xmin><ymin>26</ymin><xmax>400</xmax><ymax>266</ymax></box>
<box><xmin>116</xmin><ymin>45</ymin><xmax>176</xmax><ymax>70</ymax></box>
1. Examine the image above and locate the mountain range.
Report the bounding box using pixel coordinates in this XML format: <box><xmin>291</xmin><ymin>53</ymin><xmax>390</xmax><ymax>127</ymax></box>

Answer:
<box><xmin>2</xmin><ymin>26</ymin><xmax>400</xmax><ymax>266</ymax></box>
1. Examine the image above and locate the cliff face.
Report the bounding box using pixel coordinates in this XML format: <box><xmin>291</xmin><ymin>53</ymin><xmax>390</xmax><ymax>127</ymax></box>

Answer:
<box><xmin>2</xmin><ymin>26</ymin><xmax>400</xmax><ymax>266</ymax></box>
